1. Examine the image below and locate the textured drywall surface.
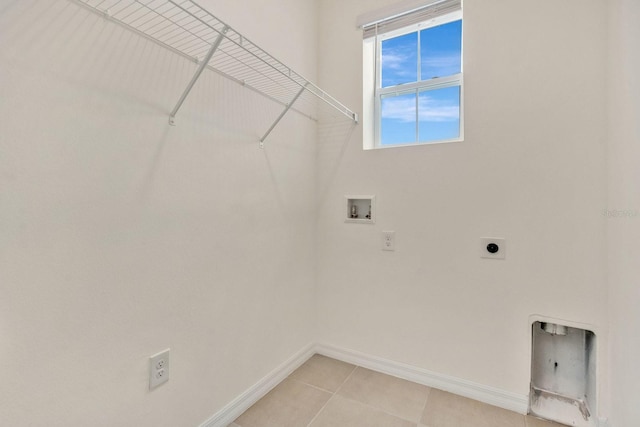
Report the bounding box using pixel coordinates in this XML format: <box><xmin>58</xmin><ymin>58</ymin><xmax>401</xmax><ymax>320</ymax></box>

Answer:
<box><xmin>0</xmin><ymin>0</ymin><xmax>318</xmax><ymax>425</ymax></box>
<box><xmin>607</xmin><ymin>0</ymin><xmax>640</xmax><ymax>425</ymax></box>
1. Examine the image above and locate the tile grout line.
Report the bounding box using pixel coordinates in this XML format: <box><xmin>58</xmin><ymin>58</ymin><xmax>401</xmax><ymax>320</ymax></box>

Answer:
<box><xmin>417</xmin><ymin>386</ymin><xmax>431</xmax><ymax>427</ymax></box>
<box><xmin>333</xmin><ymin>365</ymin><xmax>359</xmax><ymax>396</ymax></box>
<box><xmin>305</xmin><ymin>391</ymin><xmax>337</xmax><ymax>427</ymax></box>
<box><xmin>305</xmin><ymin>364</ymin><xmax>359</xmax><ymax>427</ymax></box>
<box><xmin>289</xmin><ymin>377</ymin><xmax>336</xmax><ymax>395</ymax></box>
<box><xmin>341</xmin><ymin>365</ymin><xmax>431</xmax><ymax>425</ymax></box>
<box><xmin>334</xmin><ymin>392</ymin><xmax>425</xmax><ymax>426</ymax></box>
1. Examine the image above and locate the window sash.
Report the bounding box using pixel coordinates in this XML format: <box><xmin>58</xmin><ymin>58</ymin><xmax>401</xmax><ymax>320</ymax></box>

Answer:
<box><xmin>375</xmin><ymin>79</ymin><xmax>462</xmax><ymax>146</ymax></box>
<box><xmin>376</xmin><ymin>13</ymin><xmax>462</xmax><ymax>90</ymax></box>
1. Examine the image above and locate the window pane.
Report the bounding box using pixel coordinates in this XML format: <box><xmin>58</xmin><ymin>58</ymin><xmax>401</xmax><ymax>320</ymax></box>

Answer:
<box><xmin>418</xmin><ymin>85</ymin><xmax>460</xmax><ymax>142</ymax></box>
<box><xmin>381</xmin><ymin>92</ymin><xmax>417</xmax><ymax>146</ymax></box>
<box><xmin>381</xmin><ymin>32</ymin><xmax>418</xmax><ymax>88</ymax></box>
<box><xmin>420</xmin><ymin>19</ymin><xmax>462</xmax><ymax>79</ymax></box>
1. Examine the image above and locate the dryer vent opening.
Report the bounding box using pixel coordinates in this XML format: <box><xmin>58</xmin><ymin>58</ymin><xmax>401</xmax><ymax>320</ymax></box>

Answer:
<box><xmin>530</xmin><ymin>321</ymin><xmax>596</xmax><ymax>427</ymax></box>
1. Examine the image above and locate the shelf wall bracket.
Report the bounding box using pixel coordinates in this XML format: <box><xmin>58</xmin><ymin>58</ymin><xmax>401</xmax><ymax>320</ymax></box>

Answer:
<box><xmin>259</xmin><ymin>84</ymin><xmax>308</xmax><ymax>148</ymax></box>
<box><xmin>169</xmin><ymin>25</ymin><xmax>230</xmax><ymax>126</ymax></box>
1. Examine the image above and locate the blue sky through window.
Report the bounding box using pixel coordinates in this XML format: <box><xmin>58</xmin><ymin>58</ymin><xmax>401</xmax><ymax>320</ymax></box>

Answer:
<box><xmin>381</xmin><ymin>92</ymin><xmax>416</xmax><ymax>145</ymax></box>
<box><xmin>381</xmin><ymin>32</ymin><xmax>417</xmax><ymax>88</ymax></box>
<box><xmin>421</xmin><ymin>20</ymin><xmax>462</xmax><ymax>79</ymax></box>
<box><xmin>380</xmin><ymin>19</ymin><xmax>462</xmax><ymax>145</ymax></box>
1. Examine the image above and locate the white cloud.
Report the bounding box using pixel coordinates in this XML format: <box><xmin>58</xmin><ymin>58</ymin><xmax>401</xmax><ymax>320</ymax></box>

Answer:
<box><xmin>381</xmin><ymin>45</ymin><xmax>416</xmax><ymax>75</ymax></box>
<box><xmin>382</xmin><ymin>94</ymin><xmax>459</xmax><ymax>123</ymax></box>
<box><xmin>421</xmin><ymin>53</ymin><xmax>461</xmax><ymax>74</ymax></box>
<box><xmin>381</xmin><ymin>96</ymin><xmax>415</xmax><ymax>122</ymax></box>
<box><xmin>382</xmin><ymin>52</ymin><xmax>406</xmax><ymax>70</ymax></box>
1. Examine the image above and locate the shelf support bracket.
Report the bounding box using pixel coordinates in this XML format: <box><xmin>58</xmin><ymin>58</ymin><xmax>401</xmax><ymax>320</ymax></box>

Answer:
<box><xmin>169</xmin><ymin>26</ymin><xmax>229</xmax><ymax>126</ymax></box>
<box><xmin>259</xmin><ymin>84</ymin><xmax>307</xmax><ymax>148</ymax></box>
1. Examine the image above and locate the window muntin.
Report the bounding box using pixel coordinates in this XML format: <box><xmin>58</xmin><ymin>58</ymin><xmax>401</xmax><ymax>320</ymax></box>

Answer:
<box><xmin>370</xmin><ymin>11</ymin><xmax>463</xmax><ymax>148</ymax></box>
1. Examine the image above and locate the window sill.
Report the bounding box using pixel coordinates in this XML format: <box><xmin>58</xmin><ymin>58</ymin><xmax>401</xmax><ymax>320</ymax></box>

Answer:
<box><xmin>363</xmin><ymin>136</ymin><xmax>464</xmax><ymax>151</ymax></box>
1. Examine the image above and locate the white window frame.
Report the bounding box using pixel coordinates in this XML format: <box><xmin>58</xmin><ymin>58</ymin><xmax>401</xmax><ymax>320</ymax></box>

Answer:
<box><xmin>363</xmin><ymin>10</ymin><xmax>463</xmax><ymax>150</ymax></box>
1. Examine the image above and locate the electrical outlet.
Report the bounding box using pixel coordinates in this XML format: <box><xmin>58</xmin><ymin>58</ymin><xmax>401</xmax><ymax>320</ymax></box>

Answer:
<box><xmin>382</xmin><ymin>231</ymin><xmax>396</xmax><ymax>251</ymax></box>
<box><xmin>149</xmin><ymin>349</ymin><xmax>170</xmax><ymax>389</ymax></box>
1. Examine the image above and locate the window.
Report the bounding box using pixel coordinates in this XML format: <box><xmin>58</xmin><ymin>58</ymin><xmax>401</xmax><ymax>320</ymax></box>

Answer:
<box><xmin>361</xmin><ymin>1</ymin><xmax>462</xmax><ymax>149</ymax></box>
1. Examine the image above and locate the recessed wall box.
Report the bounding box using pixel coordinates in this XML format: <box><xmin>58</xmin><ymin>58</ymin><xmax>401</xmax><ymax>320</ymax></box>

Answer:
<box><xmin>530</xmin><ymin>320</ymin><xmax>597</xmax><ymax>426</ymax></box>
<box><xmin>345</xmin><ymin>196</ymin><xmax>375</xmax><ymax>224</ymax></box>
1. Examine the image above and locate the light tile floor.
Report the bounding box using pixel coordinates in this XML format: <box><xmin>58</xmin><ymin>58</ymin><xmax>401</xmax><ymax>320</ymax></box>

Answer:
<box><xmin>232</xmin><ymin>354</ymin><xmax>565</xmax><ymax>427</ymax></box>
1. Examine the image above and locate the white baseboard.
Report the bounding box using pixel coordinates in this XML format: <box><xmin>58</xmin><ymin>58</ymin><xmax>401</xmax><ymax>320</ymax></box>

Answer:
<box><xmin>200</xmin><ymin>341</ymin><xmax>614</xmax><ymax>426</ymax></box>
<box><xmin>314</xmin><ymin>342</ymin><xmax>529</xmax><ymax>414</ymax></box>
<box><xmin>198</xmin><ymin>342</ymin><xmax>316</xmax><ymax>427</ymax></box>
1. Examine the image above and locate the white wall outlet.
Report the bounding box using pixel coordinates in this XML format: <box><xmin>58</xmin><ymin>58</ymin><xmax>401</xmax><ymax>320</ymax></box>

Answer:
<box><xmin>149</xmin><ymin>349</ymin><xmax>170</xmax><ymax>389</ymax></box>
<box><xmin>382</xmin><ymin>231</ymin><xmax>396</xmax><ymax>251</ymax></box>
<box><xmin>480</xmin><ymin>237</ymin><xmax>506</xmax><ymax>259</ymax></box>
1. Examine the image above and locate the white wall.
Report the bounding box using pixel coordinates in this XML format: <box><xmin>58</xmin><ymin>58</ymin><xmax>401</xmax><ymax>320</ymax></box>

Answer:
<box><xmin>607</xmin><ymin>1</ymin><xmax>640</xmax><ymax>425</ymax></box>
<box><xmin>0</xmin><ymin>0</ymin><xmax>318</xmax><ymax>425</ymax></box>
<box><xmin>317</xmin><ymin>0</ymin><xmax>608</xmax><ymax>405</ymax></box>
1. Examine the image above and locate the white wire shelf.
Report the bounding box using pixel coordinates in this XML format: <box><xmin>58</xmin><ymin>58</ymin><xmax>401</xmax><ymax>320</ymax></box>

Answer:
<box><xmin>74</xmin><ymin>0</ymin><xmax>358</xmax><ymax>146</ymax></box>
